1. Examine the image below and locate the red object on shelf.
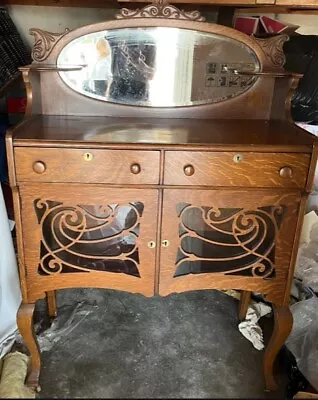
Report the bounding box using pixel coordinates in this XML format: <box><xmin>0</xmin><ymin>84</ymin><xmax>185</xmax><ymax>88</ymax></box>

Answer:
<box><xmin>234</xmin><ymin>15</ymin><xmax>299</xmax><ymax>36</ymax></box>
<box><xmin>259</xmin><ymin>16</ymin><xmax>299</xmax><ymax>34</ymax></box>
<box><xmin>234</xmin><ymin>16</ymin><xmax>260</xmax><ymax>35</ymax></box>
<box><xmin>7</xmin><ymin>97</ymin><xmax>27</xmax><ymax>114</ymax></box>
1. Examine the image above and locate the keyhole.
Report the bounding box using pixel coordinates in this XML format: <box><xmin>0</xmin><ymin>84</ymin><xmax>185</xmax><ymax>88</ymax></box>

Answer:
<box><xmin>162</xmin><ymin>240</ymin><xmax>170</xmax><ymax>248</ymax></box>
<box><xmin>148</xmin><ymin>241</ymin><xmax>156</xmax><ymax>249</ymax></box>
<box><xmin>84</xmin><ymin>152</ymin><xmax>93</xmax><ymax>161</ymax></box>
<box><xmin>233</xmin><ymin>154</ymin><xmax>243</xmax><ymax>163</ymax></box>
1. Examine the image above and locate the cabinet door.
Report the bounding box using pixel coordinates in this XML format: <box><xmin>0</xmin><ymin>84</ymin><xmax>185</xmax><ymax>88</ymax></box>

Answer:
<box><xmin>159</xmin><ymin>189</ymin><xmax>301</xmax><ymax>305</ymax></box>
<box><xmin>20</xmin><ymin>184</ymin><xmax>158</xmax><ymax>301</ymax></box>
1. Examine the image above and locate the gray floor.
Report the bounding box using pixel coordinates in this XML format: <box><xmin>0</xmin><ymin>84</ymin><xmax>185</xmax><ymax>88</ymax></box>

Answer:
<box><xmin>28</xmin><ymin>289</ymin><xmax>286</xmax><ymax>398</ymax></box>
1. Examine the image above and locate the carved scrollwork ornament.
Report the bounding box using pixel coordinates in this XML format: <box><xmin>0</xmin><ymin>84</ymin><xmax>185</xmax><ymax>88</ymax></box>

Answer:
<box><xmin>174</xmin><ymin>203</ymin><xmax>286</xmax><ymax>279</ymax></box>
<box><xmin>34</xmin><ymin>199</ymin><xmax>144</xmax><ymax>277</ymax></box>
<box><xmin>30</xmin><ymin>28</ymin><xmax>70</xmax><ymax>62</ymax></box>
<box><xmin>116</xmin><ymin>0</ymin><xmax>205</xmax><ymax>21</ymax></box>
<box><xmin>254</xmin><ymin>34</ymin><xmax>289</xmax><ymax>70</ymax></box>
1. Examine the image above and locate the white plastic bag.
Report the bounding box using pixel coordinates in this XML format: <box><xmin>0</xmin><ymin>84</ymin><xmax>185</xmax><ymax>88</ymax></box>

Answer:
<box><xmin>296</xmin><ymin>221</ymin><xmax>318</xmax><ymax>292</ymax></box>
<box><xmin>286</xmin><ymin>297</ymin><xmax>318</xmax><ymax>391</ymax></box>
<box><xmin>0</xmin><ymin>186</ymin><xmax>21</xmax><ymax>358</ymax></box>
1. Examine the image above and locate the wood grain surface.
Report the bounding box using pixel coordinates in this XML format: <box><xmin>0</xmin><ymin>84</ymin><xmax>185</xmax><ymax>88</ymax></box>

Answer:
<box><xmin>164</xmin><ymin>151</ymin><xmax>311</xmax><ymax>188</ymax></box>
<box><xmin>19</xmin><ymin>184</ymin><xmax>159</xmax><ymax>301</ymax></box>
<box><xmin>15</xmin><ymin>148</ymin><xmax>160</xmax><ymax>185</ymax></box>
<box><xmin>264</xmin><ymin>305</ymin><xmax>293</xmax><ymax>391</ymax></box>
<box><xmin>159</xmin><ymin>189</ymin><xmax>301</xmax><ymax>305</ymax></box>
<box><xmin>238</xmin><ymin>291</ymin><xmax>251</xmax><ymax>321</ymax></box>
<box><xmin>17</xmin><ymin>303</ymin><xmax>41</xmax><ymax>391</ymax></box>
<box><xmin>11</xmin><ymin>116</ymin><xmax>316</xmax><ymax>151</ymax></box>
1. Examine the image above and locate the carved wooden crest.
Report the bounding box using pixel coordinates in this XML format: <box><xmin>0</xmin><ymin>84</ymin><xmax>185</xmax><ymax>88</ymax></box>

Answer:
<box><xmin>116</xmin><ymin>0</ymin><xmax>205</xmax><ymax>21</ymax></box>
<box><xmin>254</xmin><ymin>34</ymin><xmax>289</xmax><ymax>70</ymax></box>
<box><xmin>30</xmin><ymin>28</ymin><xmax>70</xmax><ymax>62</ymax></box>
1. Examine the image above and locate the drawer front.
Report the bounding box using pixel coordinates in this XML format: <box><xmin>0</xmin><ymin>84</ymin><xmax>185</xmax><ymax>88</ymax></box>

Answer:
<box><xmin>15</xmin><ymin>148</ymin><xmax>160</xmax><ymax>184</ymax></box>
<box><xmin>164</xmin><ymin>151</ymin><xmax>311</xmax><ymax>188</ymax></box>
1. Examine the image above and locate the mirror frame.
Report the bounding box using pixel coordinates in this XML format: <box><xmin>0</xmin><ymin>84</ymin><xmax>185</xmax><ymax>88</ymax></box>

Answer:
<box><xmin>25</xmin><ymin>2</ymin><xmax>290</xmax><ymax>119</ymax></box>
<box><xmin>56</xmin><ymin>27</ymin><xmax>262</xmax><ymax>107</ymax></box>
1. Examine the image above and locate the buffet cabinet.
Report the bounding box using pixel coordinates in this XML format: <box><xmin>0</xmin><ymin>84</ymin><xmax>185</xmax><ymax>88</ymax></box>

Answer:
<box><xmin>13</xmin><ymin>143</ymin><xmax>311</xmax><ymax>300</ymax></box>
<box><xmin>6</xmin><ymin>0</ymin><xmax>318</xmax><ymax>394</ymax></box>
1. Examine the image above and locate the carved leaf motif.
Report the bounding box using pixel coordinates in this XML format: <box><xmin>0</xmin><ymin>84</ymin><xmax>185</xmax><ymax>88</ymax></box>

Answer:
<box><xmin>116</xmin><ymin>0</ymin><xmax>205</xmax><ymax>21</ymax></box>
<box><xmin>254</xmin><ymin>34</ymin><xmax>289</xmax><ymax>69</ymax></box>
<box><xmin>29</xmin><ymin>28</ymin><xmax>70</xmax><ymax>62</ymax></box>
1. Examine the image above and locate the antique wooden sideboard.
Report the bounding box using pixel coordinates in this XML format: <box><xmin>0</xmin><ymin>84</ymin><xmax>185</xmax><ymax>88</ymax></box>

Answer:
<box><xmin>6</xmin><ymin>0</ymin><xmax>318</xmax><ymax>393</ymax></box>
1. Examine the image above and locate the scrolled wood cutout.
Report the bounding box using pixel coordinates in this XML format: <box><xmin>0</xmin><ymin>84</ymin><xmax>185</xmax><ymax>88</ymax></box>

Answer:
<box><xmin>174</xmin><ymin>203</ymin><xmax>286</xmax><ymax>279</ymax></box>
<box><xmin>254</xmin><ymin>34</ymin><xmax>289</xmax><ymax>70</ymax></box>
<box><xmin>34</xmin><ymin>199</ymin><xmax>144</xmax><ymax>277</ymax></box>
<box><xmin>116</xmin><ymin>0</ymin><xmax>205</xmax><ymax>21</ymax></box>
<box><xmin>30</xmin><ymin>28</ymin><xmax>70</xmax><ymax>62</ymax></box>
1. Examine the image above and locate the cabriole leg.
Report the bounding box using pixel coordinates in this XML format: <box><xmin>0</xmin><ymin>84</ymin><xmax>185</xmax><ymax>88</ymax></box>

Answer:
<box><xmin>238</xmin><ymin>291</ymin><xmax>251</xmax><ymax>321</ymax></box>
<box><xmin>46</xmin><ymin>290</ymin><xmax>57</xmax><ymax>319</ymax></box>
<box><xmin>263</xmin><ymin>305</ymin><xmax>293</xmax><ymax>391</ymax></box>
<box><xmin>17</xmin><ymin>303</ymin><xmax>41</xmax><ymax>392</ymax></box>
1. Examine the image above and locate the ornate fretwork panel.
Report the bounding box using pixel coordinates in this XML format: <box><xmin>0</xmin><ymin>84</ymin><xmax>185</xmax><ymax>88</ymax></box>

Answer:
<box><xmin>174</xmin><ymin>203</ymin><xmax>285</xmax><ymax>279</ymax></box>
<box><xmin>34</xmin><ymin>199</ymin><xmax>144</xmax><ymax>277</ymax></box>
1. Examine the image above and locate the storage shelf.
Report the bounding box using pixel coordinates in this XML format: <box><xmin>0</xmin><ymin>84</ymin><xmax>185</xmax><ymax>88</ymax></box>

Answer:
<box><xmin>3</xmin><ymin>0</ymin><xmax>318</xmax><ymax>10</ymax></box>
<box><xmin>233</xmin><ymin>71</ymin><xmax>303</xmax><ymax>78</ymax></box>
<box><xmin>19</xmin><ymin>64</ymin><xmax>85</xmax><ymax>72</ymax></box>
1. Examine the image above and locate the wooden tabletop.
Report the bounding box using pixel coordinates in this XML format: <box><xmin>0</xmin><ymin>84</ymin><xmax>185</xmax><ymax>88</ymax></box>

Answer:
<box><xmin>11</xmin><ymin>115</ymin><xmax>317</xmax><ymax>152</ymax></box>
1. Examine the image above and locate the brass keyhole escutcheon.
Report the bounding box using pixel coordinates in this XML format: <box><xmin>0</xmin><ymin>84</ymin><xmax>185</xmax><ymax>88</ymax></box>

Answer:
<box><xmin>148</xmin><ymin>241</ymin><xmax>156</xmax><ymax>249</ymax></box>
<box><xmin>84</xmin><ymin>152</ymin><xmax>93</xmax><ymax>161</ymax></box>
<box><xmin>162</xmin><ymin>240</ymin><xmax>170</xmax><ymax>248</ymax></box>
<box><xmin>233</xmin><ymin>154</ymin><xmax>243</xmax><ymax>164</ymax></box>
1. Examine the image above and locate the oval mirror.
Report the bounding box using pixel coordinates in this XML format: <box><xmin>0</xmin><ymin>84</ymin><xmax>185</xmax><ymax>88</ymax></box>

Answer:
<box><xmin>57</xmin><ymin>27</ymin><xmax>260</xmax><ymax>107</ymax></box>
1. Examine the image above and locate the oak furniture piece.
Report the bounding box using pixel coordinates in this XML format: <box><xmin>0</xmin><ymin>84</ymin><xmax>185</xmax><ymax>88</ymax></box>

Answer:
<box><xmin>6</xmin><ymin>0</ymin><xmax>318</xmax><ymax>393</ymax></box>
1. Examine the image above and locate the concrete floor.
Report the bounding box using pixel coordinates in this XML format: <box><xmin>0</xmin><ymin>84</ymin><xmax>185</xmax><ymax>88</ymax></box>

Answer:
<box><xmin>29</xmin><ymin>289</ymin><xmax>286</xmax><ymax>398</ymax></box>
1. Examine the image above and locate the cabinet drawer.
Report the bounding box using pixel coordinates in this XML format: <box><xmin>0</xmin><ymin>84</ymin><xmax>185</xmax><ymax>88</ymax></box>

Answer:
<box><xmin>164</xmin><ymin>151</ymin><xmax>311</xmax><ymax>188</ymax></box>
<box><xmin>15</xmin><ymin>148</ymin><xmax>160</xmax><ymax>184</ymax></box>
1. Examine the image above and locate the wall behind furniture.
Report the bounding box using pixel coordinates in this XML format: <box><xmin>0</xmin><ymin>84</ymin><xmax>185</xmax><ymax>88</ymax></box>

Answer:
<box><xmin>7</xmin><ymin>5</ymin><xmax>117</xmax><ymax>47</ymax></box>
<box><xmin>7</xmin><ymin>4</ymin><xmax>218</xmax><ymax>48</ymax></box>
<box><xmin>276</xmin><ymin>14</ymin><xmax>318</xmax><ymax>35</ymax></box>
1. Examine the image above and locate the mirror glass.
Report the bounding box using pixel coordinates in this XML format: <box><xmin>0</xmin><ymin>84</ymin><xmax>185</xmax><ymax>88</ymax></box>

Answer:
<box><xmin>57</xmin><ymin>27</ymin><xmax>260</xmax><ymax>107</ymax></box>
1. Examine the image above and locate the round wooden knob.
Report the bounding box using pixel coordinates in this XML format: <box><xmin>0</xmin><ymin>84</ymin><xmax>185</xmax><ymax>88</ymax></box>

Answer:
<box><xmin>33</xmin><ymin>161</ymin><xmax>46</xmax><ymax>174</ymax></box>
<box><xmin>130</xmin><ymin>163</ymin><xmax>141</xmax><ymax>175</ymax></box>
<box><xmin>183</xmin><ymin>164</ymin><xmax>195</xmax><ymax>176</ymax></box>
<box><xmin>279</xmin><ymin>166</ymin><xmax>293</xmax><ymax>178</ymax></box>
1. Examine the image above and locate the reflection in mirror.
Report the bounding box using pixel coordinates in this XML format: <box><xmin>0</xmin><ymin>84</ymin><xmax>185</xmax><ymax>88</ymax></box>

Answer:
<box><xmin>57</xmin><ymin>27</ymin><xmax>260</xmax><ymax>107</ymax></box>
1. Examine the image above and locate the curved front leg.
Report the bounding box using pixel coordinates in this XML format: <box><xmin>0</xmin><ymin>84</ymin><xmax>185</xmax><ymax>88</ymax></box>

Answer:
<box><xmin>264</xmin><ymin>305</ymin><xmax>293</xmax><ymax>391</ymax></box>
<box><xmin>17</xmin><ymin>303</ymin><xmax>41</xmax><ymax>392</ymax></box>
<box><xmin>47</xmin><ymin>291</ymin><xmax>57</xmax><ymax>319</ymax></box>
<box><xmin>238</xmin><ymin>291</ymin><xmax>251</xmax><ymax>321</ymax></box>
